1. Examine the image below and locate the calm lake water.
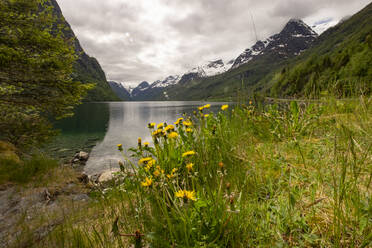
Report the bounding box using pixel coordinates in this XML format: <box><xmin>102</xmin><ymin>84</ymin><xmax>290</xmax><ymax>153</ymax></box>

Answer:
<box><xmin>55</xmin><ymin>101</ymin><xmax>227</xmax><ymax>175</ymax></box>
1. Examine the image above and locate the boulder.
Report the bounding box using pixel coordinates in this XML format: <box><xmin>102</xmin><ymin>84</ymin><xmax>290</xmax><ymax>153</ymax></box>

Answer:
<box><xmin>79</xmin><ymin>151</ymin><xmax>89</xmax><ymax>161</ymax></box>
<box><xmin>97</xmin><ymin>169</ymin><xmax>120</xmax><ymax>183</ymax></box>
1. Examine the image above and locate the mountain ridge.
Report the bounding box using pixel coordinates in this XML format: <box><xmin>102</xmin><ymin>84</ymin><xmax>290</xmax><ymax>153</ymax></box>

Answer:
<box><xmin>125</xmin><ymin>18</ymin><xmax>319</xmax><ymax>101</ymax></box>
<box><xmin>49</xmin><ymin>0</ymin><xmax>118</xmax><ymax>101</ymax></box>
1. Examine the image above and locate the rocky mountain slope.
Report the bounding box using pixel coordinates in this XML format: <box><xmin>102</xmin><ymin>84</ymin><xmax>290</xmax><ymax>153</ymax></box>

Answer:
<box><xmin>149</xmin><ymin>18</ymin><xmax>319</xmax><ymax>100</ymax></box>
<box><xmin>111</xmin><ymin>9</ymin><xmax>367</xmax><ymax>102</ymax></box>
<box><xmin>231</xmin><ymin>19</ymin><xmax>318</xmax><ymax>69</ymax></box>
<box><xmin>108</xmin><ymin>81</ymin><xmax>131</xmax><ymax>101</ymax></box>
<box><xmin>111</xmin><ymin>18</ymin><xmax>319</xmax><ymax>101</ymax></box>
<box><xmin>49</xmin><ymin>0</ymin><xmax>118</xmax><ymax>101</ymax></box>
<box><xmin>110</xmin><ymin>59</ymin><xmax>235</xmax><ymax>100</ymax></box>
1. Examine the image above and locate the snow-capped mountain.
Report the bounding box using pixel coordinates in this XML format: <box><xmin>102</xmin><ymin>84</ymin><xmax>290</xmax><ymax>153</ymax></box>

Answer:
<box><xmin>131</xmin><ymin>81</ymin><xmax>150</xmax><ymax>98</ymax></box>
<box><xmin>176</xmin><ymin>59</ymin><xmax>233</xmax><ymax>85</ymax></box>
<box><xmin>311</xmin><ymin>20</ymin><xmax>338</xmax><ymax>35</ymax></box>
<box><xmin>200</xmin><ymin>59</ymin><xmax>230</xmax><ymax>76</ymax></box>
<box><xmin>110</xmin><ymin>18</ymin><xmax>319</xmax><ymax>101</ymax></box>
<box><xmin>189</xmin><ymin>59</ymin><xmax>234</xmax><ymax>77</ymax></box>
<box><xmin>131</xmin><ymin>59</ymin><xmax>233</xmax><ymax>97</ymax></box>
<box><xmin>231</xmin><ymin>18</ymin><xmax>318</xmax><ymax>69</ymax></box>
<box><xmin>151</xmin><ymin>75</ymin><xmax>180</xmax><ymax>88</ymax></box>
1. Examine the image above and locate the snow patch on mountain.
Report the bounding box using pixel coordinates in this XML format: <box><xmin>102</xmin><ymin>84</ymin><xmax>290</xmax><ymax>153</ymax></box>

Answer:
<box><xmin>311</xmin><ymin>19</ymin><xmax>338</xmax><ymax>34</ymax></box>
<box><xmin>231</xmin><ymin>18</ymin><xmax>318</xmax><ymax>69</ymax></box>
<box><xmin>152</xmin><ymin>75</ymin><xmax>181</xmax><ymax>88</ymax></box>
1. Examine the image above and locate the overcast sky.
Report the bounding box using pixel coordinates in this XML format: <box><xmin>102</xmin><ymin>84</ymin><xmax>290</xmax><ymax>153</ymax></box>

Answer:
<box><xmin>57</xmin><ymin>0</ymin><xmax>370</xmax><ymax>86</ymax></box>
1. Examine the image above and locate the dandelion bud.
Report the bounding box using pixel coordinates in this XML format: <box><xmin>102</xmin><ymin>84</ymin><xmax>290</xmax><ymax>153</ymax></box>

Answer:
<box><xmin>138</xmin><ymin>137</ymin><xmax>142</xmax><ymax>146</ymax></box>
<box><xmin>218</xmin><ymin>161</ymin><xmax>224</xmax><ymax>168</ymax></box>
<box><xmin>117</xmin><ymin>144</ymin><xmax>123</xmax><ymax>151</ymax></box>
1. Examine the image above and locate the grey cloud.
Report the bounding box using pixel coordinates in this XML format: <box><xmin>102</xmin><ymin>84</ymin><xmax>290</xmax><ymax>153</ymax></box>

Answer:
<box><xmin>57</xmin><ymin>0</ymin><xmax>371</xmax><ymax>85</ymax></box>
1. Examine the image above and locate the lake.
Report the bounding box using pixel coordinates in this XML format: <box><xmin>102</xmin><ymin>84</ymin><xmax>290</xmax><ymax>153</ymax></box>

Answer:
<box><xmin>53</xmin><ymin>101</ymin><xmax>227</xmax><ymax>175</ymax></box>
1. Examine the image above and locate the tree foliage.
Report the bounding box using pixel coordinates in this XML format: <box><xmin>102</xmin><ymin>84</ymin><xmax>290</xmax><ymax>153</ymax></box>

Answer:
<box><xmin>0</xmin><ymin>0</ymin><xmax>92</xmax><ymax>149</ymax></box>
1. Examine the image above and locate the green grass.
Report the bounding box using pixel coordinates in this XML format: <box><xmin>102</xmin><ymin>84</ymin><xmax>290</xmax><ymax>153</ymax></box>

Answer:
<box><xmin>0</xmin><ymin>155</ymin><xmax>59</xmax><ymax>184</ymax></box>
<box><xmin>37</xmin><ymin>96</ymin><xmax>372</xmax><ymax>247</ymax></box>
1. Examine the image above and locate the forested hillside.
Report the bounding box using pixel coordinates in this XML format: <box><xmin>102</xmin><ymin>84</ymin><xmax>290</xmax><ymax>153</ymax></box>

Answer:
<box><xmin>269</xmin><ymin>2</ymin><xmax>372</xmax><ymax>98</ymax></box>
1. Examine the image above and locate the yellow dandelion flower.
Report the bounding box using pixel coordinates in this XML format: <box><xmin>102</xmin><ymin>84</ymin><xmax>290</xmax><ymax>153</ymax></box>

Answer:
<box><xmin>183</xmin><ymin>120</ymin><xmax>193</xmax><ymax>127</ymax></box>
<box><xmin>152</xmin><ymin>130</ymin><xmax>160</xmax><ymax>136</ymax></box>
<box><xmin>138</xmin><ymin>157</ymin><xmax>153</xmax><ymax>165</ymax></box>
<box><xmin>157</xmin><ymin>123</ymin><xmax>164</xmax><ymax>129</ymax></box>
<box><xmin>182</xmin><ymin>150</ymin><xmax>195</xmax><ymax>157</ymax></box>
<box><xmin>198</xmin><ymin>106</ymin><xmax>204</xmax><ymax>111</ymax></box>
<box><xmin>204</xmin><ymin>114</ymin><xmax>209</xmax><ymax>118</ymax></box>
<box><xmin>168</xmin><ymin>132</ymin><xmax>178</xmax><ymax>139</ymax></box>
<box><xmin>141</xmin><ymin>177</ymin><xmax>152</xmax><ymax>187</ymax></box>
<box><xmin>148</xmin><ymin>123</ymin><xmax>156</xmax><ymax>128</ymax></box>
<box><xmin>144</xmin><ymin>142</ymin><xmax>149</xmax><ymax>147</ymax></box>
<box><xmin>165</xmin><ymin>125</ymin><xmax>175</xmax><ymax>132</ymax></box>
<box><xmin>175</xmin><ymin>190</ymin><xmax>185</xmax><ymax>198</ymax></box>
<box><xmin>186</xmin><ymin>163</ymin><xmax>194</xmax><ymax>171</ymax></box>
<box><xmin>175</xmin><ymin>190</ymin><xmax>196</xmax><ymax>201</ymax></box>
<box><xmin>155</xmin><ymin>166</ymin><xmax>164</xmax><ymax>174</ymax></box>
<box><xmin>174</xmin><ymin>117</ymin><xmax>184</xmax><ymax>125</ymax></box>
<box><xmin>185</xmin><ymin>190</ymin><xmax>196</xmax><ymax>201</ymax></box>
<box><xmin>117</xmin><ymin>144</ymin><xmax>123</xmax><ymax>151</ymax></box>
<box><xmin>204</xmin><ymin>104</ymin><xmax>211</xmax><ymax>109</ymax></box>
<box><xmin>221</xmin><ymin>104</ymin><xmax>228</xmax><ymax>111</ymax></box>
<box><xmin>249</xmin><ymin>100</ymin><xmax>252</xmax><ymax>105</ymax></box>
<box><xmin>153</xmin><ymin>169</ymin><xmax>160</xmax><ymax>177</ymax></box>
<box><xmin>147</xmin><ymin>159</ymin><xmax>156</xmax><ymax>167</ymax></box>
<box><xmin>186</xmin><ymin>128</ymin><xmax>193</xmax><ymax>133</ymax></box>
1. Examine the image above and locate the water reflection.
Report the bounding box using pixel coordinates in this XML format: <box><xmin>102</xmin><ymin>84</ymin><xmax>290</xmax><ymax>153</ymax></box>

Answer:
<box><xmin>46</xmin><ymin>103</ymin><xmax>110</xmax><ymax>161</ymax></box>
<box><xmin>84</xmin><ymin>101</ymin><xmax>226</xmax><ymax>175</ymax></box>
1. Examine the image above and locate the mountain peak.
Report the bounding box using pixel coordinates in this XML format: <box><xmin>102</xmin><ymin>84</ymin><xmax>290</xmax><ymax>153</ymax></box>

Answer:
<box><xmin>231</xmin><ymin>19</ymin><xmax>317</xmax><ymax>69</ymax></box>
<box><xmin>138</xmin><ymin>81</ymin><xmax>149</xmax><ymax>88</ymax></box>
<box><xmin>282</xmin><ymin>18</ymin><xmax>318</xmax><ymax>37</ymax></box>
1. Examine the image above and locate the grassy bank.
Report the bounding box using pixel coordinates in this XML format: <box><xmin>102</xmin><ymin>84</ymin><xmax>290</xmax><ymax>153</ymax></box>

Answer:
<box><xmin>30</xmin><ymin>97</ymin><xmax>372</xmax><ymax>247</ymax></box>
